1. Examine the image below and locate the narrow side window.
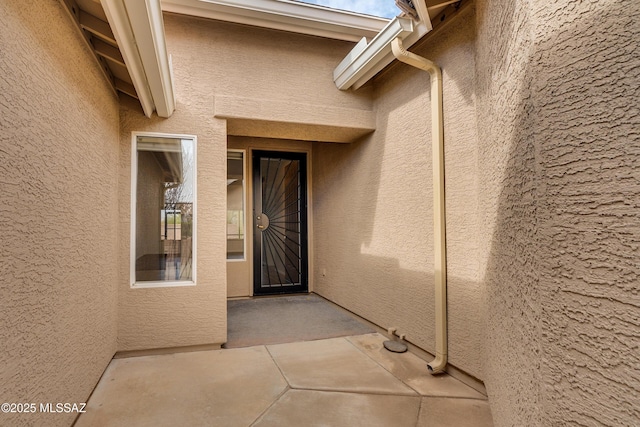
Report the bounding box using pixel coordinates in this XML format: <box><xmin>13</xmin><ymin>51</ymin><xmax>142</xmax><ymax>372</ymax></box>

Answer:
<box><xmin>132</xmin><ymin>134</ymin><xmax>196</xmax><ymax>286</ymax></box>
<box><xmin>227</xmin><ymin>151</ymin><xmax>245</xmax><ymax>260</ymax></box>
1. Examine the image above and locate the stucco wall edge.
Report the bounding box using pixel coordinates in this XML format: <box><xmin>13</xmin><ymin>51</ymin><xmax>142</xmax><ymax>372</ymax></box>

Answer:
<box><xmin>214</xmin><ymin>95</ymin><xmax>375</xmax><ymax>135</ymax></box>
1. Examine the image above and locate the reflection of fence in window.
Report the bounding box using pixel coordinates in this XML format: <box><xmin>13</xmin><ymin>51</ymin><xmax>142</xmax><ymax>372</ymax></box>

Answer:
<box><xmin>162</xmin><ymin>207</ymin><xmax>182</xmax><ymax>242</ymax></box>
<box><xmin>161</xmin><ymin>202</ymin><xmax>193</xmax><ymax>280</ymax></box>
<box><xmin>227</xmin><ymin>210</ymin><xmax>244</xmax><ymax>240</ymax></box>
<box><xmin>162</xmin><ymin>203</ymin><xmax>192</xmax><ymax>243</ymax></box>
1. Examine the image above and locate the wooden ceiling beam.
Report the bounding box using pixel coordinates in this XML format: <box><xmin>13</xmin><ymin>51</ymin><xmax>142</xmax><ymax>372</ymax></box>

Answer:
<box><xmin>79</xmin><ymin>10</ymin><xmax>117</xmax><ymax>45</ymax></box>
<box><xmin>58</xmin><ymin>0</ymin><xmax>118</xmax><ymax>95</ymax></box>
<box><xmin>92</xmin><ymin>37</ymin><xmax>126</xmax><ymax>66</ymax></box>
<box><xmin>115</xmin><ymin>78</ymin><xmax>139</xmax><ymax>99</ymax></box>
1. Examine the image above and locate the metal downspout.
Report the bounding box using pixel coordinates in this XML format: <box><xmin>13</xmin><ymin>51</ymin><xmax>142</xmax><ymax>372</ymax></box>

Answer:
<box><xmin>391</xmin><ymin>37</ymin><xmax>448</xmax><ymax>374</ymax></box>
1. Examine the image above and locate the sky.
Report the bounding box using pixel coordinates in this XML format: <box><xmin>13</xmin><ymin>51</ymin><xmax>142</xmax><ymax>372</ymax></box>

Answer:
<box><xmin>296</xmin><ymin>0</ymin><xmax>399</xmax><ymax>18</ymax></box>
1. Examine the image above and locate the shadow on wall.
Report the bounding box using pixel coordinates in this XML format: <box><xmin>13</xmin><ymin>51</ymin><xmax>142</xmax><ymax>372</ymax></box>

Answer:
<box><xmin>312</xmin><ymin>125</ymin><xmax>436</xmax><ymax>347</ymax></box>
<box><xmin>312</xmin><ymin>136</ymin><xmax>381</xmax><ymax>249</ymax></box>
<box><xmin>313</xmin><ymin>6</ymin><xmax>479</xmax><ymax>250</ymax></box>
<box><xmin>311</xmin><ymin>124</ymin><xmax>487</xmax><ymax>358</ymax></box>
<box><xmin>472</xmin><ymin>0</ymin><xmax>542</xmax><ymax>424</ymax></box>
<box><xmin>479</xmin><ymin>0</ymin><xmax>640</xmax><ymax>425</ymax></box>
<box><xmin>314</xmin><ymin>1</ymin><xmax>640</xmax><ymax>424</ymax></box>
<box><xmin>312</xmin><ymin>4</ymin><xmax>486</xmax><ymax>379</ymax></box>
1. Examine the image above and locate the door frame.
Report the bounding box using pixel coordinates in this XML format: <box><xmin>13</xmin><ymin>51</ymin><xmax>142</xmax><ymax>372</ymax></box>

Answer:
<box><xmin>252</xmin><ymin>150</ymin><xmax>309</xmax><ymax>296</ymax></box>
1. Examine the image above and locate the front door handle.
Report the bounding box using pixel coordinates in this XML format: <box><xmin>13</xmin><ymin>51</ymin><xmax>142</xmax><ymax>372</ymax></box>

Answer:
<box><xmin>256</xmin><ymin>213</ymin><xmax>270</xmax><ymax>231</ymax></box>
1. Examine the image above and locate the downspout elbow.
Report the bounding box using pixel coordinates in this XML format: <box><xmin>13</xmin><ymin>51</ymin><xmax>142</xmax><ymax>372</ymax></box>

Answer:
<box><xmin>427</xmin><ymin>352</ymin><xmax>447</xmax><ymax>374</ymax></box>
<box><xmin>391</xmin><ymin>38</ymin><xmax>441</xmax><ymax>80</ymax></box>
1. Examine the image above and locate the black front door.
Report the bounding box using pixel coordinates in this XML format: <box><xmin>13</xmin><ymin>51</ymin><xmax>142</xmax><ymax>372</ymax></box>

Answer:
<box><xmin>253</xmin><ymin>151</ymin><xmax>308</xmax><ymax>295</ymax></box>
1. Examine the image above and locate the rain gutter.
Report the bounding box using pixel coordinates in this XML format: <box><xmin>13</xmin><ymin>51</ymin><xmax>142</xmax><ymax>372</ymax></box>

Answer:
<box><xmin>333</xmin><ymin>0</ymin><xmax>432</xmax><ymax>90</ymax></box>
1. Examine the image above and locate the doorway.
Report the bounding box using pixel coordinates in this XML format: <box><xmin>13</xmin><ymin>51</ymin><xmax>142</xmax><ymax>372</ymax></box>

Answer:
<box><xmin>252</xmin><ymin>150</ymin><xmax>308</xmax><ymax>295</ymax></box>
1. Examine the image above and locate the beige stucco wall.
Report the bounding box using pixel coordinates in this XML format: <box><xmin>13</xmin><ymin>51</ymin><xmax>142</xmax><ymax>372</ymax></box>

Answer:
<box><xmin>164</xmin><ymin>12</ymin><xmax>372</xmax><ymax>113</ymax></box>
<box><xmin>118</xmin><ymin>14</ymin><xmax>362</xmax><ymax>350</ymax></box>
<box><xmin>118</xmin><ymin>97</ymin><xmax>228</xmax><ymax>351</ymax></box>
<box><xmin>477</xmin><ymin>0</ymin><xmax>640</xmax><ymax>425</ymax></box>
<box><xmin>4</xmin><ymin>1</ymin><xmax>636</xmax><ymax>425</ymax></box>
<box><xmin>474</xmin><ymin>0</ymin><xmax>540</xmax><ymax>423</ymax></box>
<box><xmin>0</xmin><ymin>1</ymin><xmax>120</xmax><ymax>426</ymax></box>
<box><xmin>315</xmin><ymin>2</ymin><xmax>640</xmax><ymax>424</ymax></box>
<box><xmin>313</xmin><ymin>5</ymin><xmax>484</xmax><ymax>378</ymax></box>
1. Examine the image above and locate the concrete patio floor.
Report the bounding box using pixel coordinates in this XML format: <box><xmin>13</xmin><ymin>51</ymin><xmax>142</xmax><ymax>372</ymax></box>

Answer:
<box><xmin>75</xmin><ymin>333</ymin><xmax>493</xmax><ymax>427</ymax></box>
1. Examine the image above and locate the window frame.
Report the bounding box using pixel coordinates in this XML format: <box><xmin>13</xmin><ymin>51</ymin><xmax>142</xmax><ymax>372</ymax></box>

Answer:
<box><xmin>130</xmin><ymin>131</ymin><xmax>198</xmax><ymax>288</ymax></box>
<box><xmin>227</xmin><ymin>149</ymin><xmax>247</xmax><ymax>262</ymax></box>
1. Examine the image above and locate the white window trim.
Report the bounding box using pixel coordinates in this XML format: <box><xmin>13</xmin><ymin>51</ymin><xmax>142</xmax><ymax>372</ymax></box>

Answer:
<box><xmin>130</xmin><ymin>131</ymin><xmax>197</xmax><ymax>288</ymax></box>
<box><xmin>227</xmin><ymin>149</ymin><xmax>247</xmax><ymax>262</ymax></box>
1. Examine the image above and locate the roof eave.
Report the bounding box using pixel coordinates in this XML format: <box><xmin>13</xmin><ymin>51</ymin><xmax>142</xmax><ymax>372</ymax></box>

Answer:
<box><xmin>161</xmin><ymin>0</ymin><xmax>390</xmax><ymax>42</ymax></box>
<box><xmin>102</xmin><ymin>0</ymin><xmax>176</xmax><ymax>118</ymax></box>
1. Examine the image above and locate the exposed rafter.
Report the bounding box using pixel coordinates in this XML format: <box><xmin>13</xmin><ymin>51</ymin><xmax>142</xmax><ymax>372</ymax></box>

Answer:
<box><xmin>79</xmin><ymin>10</ymin><xmax>116</xmax><ymax>44</ymax></box>
<box><xmin>92</xmin><ymin>38</ymin><xmax>125</xmax><ymax>65</ymax></box>
<box><xmin>59</xmin><ymin>0</ymin><xmax>118</xmax><ymax>96</ymax></box>
<box><xmin>115</xmin><ymin>79</ymin><xmax>138</xmax><ymax>98</ymax></box>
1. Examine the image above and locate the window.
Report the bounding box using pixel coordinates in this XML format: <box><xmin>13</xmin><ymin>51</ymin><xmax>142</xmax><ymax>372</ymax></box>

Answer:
<box><xmin>227</xmin><ymin>150</ymin><xmax>245</xmax><ymax>260</ymax></box>
<box><xmin>131</xmin><ymin>133</ymin><xmax>196</xmax><ymax>287</ymax></box>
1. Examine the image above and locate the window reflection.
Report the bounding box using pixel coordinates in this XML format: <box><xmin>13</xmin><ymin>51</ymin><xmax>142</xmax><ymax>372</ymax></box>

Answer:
<box><xmin>135</xmin><ymin>135</ymin><xmax>195</xmax><ymax>283</ymax></box>
<box><xmin>227</xmin><ymin>151</ymin><xmax>245</xmax><ymax>260</ymax></box>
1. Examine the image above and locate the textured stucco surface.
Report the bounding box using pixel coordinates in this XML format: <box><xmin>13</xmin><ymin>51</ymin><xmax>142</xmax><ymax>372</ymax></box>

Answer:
<box><xmin>118</xmin><ymin>15</ymin><xmax>357</xmax><ymax>350</ymax></box>
<box><xmin>474</xmin><ymin>0</ymin><xmax>542</xmax><ymax>423</ymax></box>
<box><xmin>0</xmin><ymin>1</ymin><xmax>120</xmax><ymax>426</ymax></box>
<box><xmin>316</xmin><ymin>1</ymin><xmax>640</xmax><ymax>425</ymax></box>
<box><xmin>533</xmin><ymin>2</ymin><xmax>640</xmax><ymax>424</ymax></box>
<box><xmin>164</xmin><ymin>13</ymin><xmax>372</xmax><ymax>114</ymax></box>
<box><xmin>214</xmin><ymin>96</ymin><xmax>375</xmax><ymax>143</ymax></box>
<box><xmin>3</xmin><ymin>1</ymin><xmax>638</xmax><ymax>425</ymax></box>
<box><xmin>313</xmin><ymin>6</ymin><xmax>484</xmax><ymax>379</ymax></box>
<box><xmin>118</xmin><ymin>97</ymin><xmax>228</xmax><ymax>351</ymax></box>
<box><xmin>476</xmin><ymin>0</ymin><xmax>640</xmax><ymax>425</ymax></box>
